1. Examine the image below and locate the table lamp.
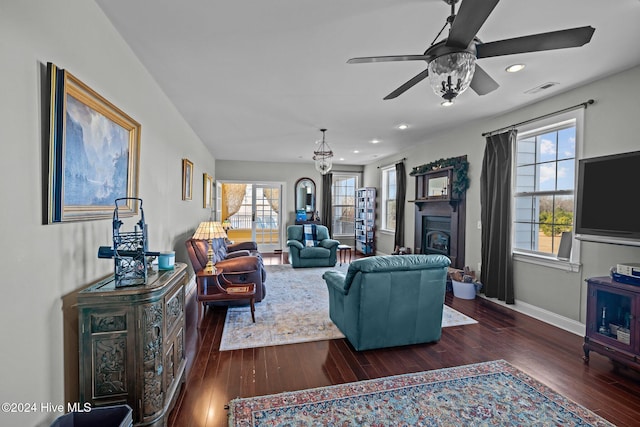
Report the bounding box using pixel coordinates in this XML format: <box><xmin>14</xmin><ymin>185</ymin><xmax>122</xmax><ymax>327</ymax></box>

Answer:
<box><xmin>192</xmin><ymin>220</ymin><xmax>227</xmax><ymax>274</ymax></box>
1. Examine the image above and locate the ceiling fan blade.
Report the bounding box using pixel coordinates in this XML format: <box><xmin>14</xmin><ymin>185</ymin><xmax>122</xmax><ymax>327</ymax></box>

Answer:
<box><xmin>476</xmin><ymin>26</ymin><xmax>595</xmax><ymax>58</ymax></box>
<box><xmin>347</xmin><ymin>55</ymin><xmax>428</xmax><ymax>64</ymax></box>
<box><xmin>470</xmin><ymin>64</ymin><xmax>499</xmax><ymax>95</ymax></box>
<box><xmin>446</xmin><ymin>0</ymin><xmax>500</xmax><ymax>49</ymax></box>
<box><xmin>383</xmin><ymin>69</ymin><xmax>430</xmax><ymax>100</ymax></box>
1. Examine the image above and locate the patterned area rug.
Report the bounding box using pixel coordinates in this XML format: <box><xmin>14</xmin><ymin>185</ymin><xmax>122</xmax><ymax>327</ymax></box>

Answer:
<box><xmin>228</xmin><ymin>360</ymin><xmax>613</xmax><ymax>426</ymax></box>
<box><xmin>219</xmin><ymin>264</ymin><xmax>477</xmax><ymax>351</ymax></box>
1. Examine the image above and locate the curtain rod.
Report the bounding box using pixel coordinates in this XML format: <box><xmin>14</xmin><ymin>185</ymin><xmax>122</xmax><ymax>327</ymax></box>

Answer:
<box><xmin>377</xmin><ymin>157</ymin><xmax>407</xmax><ymax>169</ymax></box>
<box><xmin>481</xmin><ymin>99</ymin><xmax>594</xmax><ymax>137</ymax></box>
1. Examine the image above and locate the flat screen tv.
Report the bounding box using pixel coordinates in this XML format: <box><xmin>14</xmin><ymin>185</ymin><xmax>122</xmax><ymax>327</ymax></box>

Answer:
<box><xmin>575</xmin><ymin>150</ymin><xmax>640</xmax><ymax>246</ymax></box>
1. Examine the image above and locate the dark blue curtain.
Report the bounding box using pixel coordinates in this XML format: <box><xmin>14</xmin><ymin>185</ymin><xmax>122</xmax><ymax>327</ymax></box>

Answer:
<box><xmin>321</xmin><ymin>172</ymin><xmax>333</xmax><ymax>236</ymax></box>
<box><xmin>480</xmin><ymin>130</ymin><xmax>516</xmax><ymax>304</ymax></box>
<box><xmin>394</xmin><ymin>161</ymin><xmax>406</xmax><ymax>249</ymax></box>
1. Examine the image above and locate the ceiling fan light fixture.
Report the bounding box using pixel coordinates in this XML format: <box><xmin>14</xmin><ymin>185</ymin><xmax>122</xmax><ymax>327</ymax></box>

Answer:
<box><xmin>313</xmin><ymin>128</ymin><xmax>333</xmax><ymax>175</ymax></box>
<box><xmin>428</xmin><ymin>51</ymin><xmax>476</xmax><ymax>102</ymax></box>
<box><xmin>441</xmin><ymin>99</ymin><xmax>455</xmax><ymax>107</ymax></box>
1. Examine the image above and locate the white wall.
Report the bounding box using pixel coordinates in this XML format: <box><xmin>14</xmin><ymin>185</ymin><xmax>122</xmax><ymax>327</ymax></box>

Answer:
<box><xmin>0</xmin><ymin>2</ymin><xmax>215</xmax><ymax>426</ymax></box>
<box><xmin>364</xmin><ymin>65</ymin><xmax>640</xmax><ymax>327</ymax></box>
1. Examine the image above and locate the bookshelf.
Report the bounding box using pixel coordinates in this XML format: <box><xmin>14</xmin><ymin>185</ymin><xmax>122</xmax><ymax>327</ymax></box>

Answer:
<box><xmin>355</xmin><ymin>187</ymin><xmax>376</xmax><ymax>256</ymax></box>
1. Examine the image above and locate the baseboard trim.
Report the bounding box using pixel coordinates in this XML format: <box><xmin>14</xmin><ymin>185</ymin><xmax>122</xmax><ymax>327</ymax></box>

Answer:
<box><xmin>479</xmin><ymin>294</ymin><xmax>585</xmax><ymax>337</ymax></box>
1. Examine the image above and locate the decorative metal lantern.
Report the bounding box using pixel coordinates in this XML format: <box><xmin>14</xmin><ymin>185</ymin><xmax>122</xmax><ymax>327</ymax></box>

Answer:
<box><xmin>98</xmin><ymin>198</ymin><xmax>159</xmax><ymax>287</ymax></box>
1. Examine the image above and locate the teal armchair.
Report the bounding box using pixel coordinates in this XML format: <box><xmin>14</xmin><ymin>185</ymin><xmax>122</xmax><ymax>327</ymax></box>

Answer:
<box><xmin>323</xmin><ymin>254</ymin><xmax>451</xmax><ymax>351</ymax></box>
<box><xmin>287</xmin><ymin>225</ymin><xmax>340</xmax><ymax>268</ymax></box>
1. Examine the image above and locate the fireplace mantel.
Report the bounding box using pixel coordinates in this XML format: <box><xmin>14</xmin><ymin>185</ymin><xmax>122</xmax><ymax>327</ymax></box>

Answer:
<box><xmin>410</xmin><ymin>198</ymin><xmax>461</xmax><ymax>212</ymax></box>
<box><xmin>412</xmin><ymin>163</ymin><xmax>466</xmax><ymax>269</ymax></box>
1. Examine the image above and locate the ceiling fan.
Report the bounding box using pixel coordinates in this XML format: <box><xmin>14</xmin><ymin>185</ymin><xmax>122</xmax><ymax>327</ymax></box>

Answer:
<box><xmin>348</xmin><ymin>0</ymin><xmax>595</xmax><ymax>105</ymax></box>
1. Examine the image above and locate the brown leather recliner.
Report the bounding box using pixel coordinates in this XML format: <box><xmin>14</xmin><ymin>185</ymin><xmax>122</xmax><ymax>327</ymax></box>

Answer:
<box><xmin>185</xmin><ymin>238</ymin><xmax>267</xmax><ymax>302</ymax></box>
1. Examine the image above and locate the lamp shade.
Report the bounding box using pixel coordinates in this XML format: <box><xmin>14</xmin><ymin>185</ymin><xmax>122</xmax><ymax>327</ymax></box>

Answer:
<box><xmin>192</xmin><ymin>221</ymin><xmax>227</xmax><ymax>240</ymax></box>
<box><xmin>428</xmin><ymin>52</ymin><xmax>476</xmax><ymax>102</ymax></box>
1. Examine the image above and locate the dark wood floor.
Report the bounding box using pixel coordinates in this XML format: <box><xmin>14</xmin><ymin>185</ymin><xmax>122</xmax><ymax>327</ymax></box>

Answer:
<box><xmin>169</xmin><ymin>253</ymin><xmax>640</xmax><ymax>426</ymax></box>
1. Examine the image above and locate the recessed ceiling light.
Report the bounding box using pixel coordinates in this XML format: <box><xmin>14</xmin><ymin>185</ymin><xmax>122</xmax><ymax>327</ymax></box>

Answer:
<box><xmin>353</xmin><ymin>150</ymin><xmax>360</xmax><ymax>154</ymax></box>
<box><xmin>370</xmin><ymin>139</ymin><xmax>380</xmax><ymax>144</ymax></box>
<box><xmin>339</xmin><ymin>158</ymin><xmax>345</xmax><ymax>161</ymax></box>
<box><xmin>505</xmin><ymin>63</ymin><xmax>525</xmax><ymax>73</ymax></box>
<box><xmin>397</xmin><ymin>124</ymin><xmax>409</xmax><ymax>130</ymax></box>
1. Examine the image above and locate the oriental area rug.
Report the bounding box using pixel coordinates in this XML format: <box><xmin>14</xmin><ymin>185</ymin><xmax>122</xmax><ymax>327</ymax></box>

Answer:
<box><xmin>219</xmin><ymin>264</ymin><xmax>477</xmax><ymax>351</ymax></box>
<box><xmin>227</xmin><ymin>360</ymin><xmax>613</xmax><ymax>426</ymax></box>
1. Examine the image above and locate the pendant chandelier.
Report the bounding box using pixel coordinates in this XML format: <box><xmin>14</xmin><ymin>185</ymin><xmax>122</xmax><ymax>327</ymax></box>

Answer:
<box><xmin>313</xmin><ymin>128</ymin><xmax>333</xmax><ymax>175</ymax></box>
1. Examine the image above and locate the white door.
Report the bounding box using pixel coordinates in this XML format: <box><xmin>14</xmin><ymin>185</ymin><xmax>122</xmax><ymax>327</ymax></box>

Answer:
<box><xmin>223</xmin><ymin>182</ymin><xmax>282</xmax><ymax>253</ymax></box>
<box><xmin>252</xmin><ymin>184</ymin><xmax>282</xmax><ymax>252</ymax></box>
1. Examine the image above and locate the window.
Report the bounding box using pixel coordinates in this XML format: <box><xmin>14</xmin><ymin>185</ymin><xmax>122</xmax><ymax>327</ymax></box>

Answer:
<box><xmin>331</xmin><ymin>173</ymin><xmax>358</xmax><ymax>236</ymax></box>
<box><xmin>381</xmin><ymin>166</ymin><xmax>396</xmax><ymax>232</ymax></box>
<box><xmin>513</xmin><ymin>110</ymin><xmax>582</xmax><ymax>266</ymax></box>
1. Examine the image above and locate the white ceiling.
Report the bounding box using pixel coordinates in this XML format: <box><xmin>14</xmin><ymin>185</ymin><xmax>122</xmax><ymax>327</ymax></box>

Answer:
<box><xmin>95</xmin><ymin>0</ymin><xmax>640</xmax><ymax>166</ymax></box>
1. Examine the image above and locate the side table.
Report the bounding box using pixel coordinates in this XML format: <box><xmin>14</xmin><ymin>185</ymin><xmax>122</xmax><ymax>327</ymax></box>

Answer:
<box><xmin>337</xmin><ymin>244</ymin><xmax>352</xmax><ymax>266</ymax></box>
<box><xmin>196</xmin><ymin>268</ymin><xmax>256</xmax><ymax>326</ymax></box>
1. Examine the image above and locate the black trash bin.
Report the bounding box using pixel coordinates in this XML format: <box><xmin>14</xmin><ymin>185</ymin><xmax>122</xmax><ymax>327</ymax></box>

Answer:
<box><xmin>50</xmin><ymin>404</ymin><xmax>132</xmax><ymax>427</ymax></box>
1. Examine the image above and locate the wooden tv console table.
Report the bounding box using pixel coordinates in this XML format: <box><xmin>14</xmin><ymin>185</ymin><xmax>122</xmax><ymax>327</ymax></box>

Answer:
<box><xmin>76</xmin><ymin>263</ymin><xmax>188</xmax><ymax>426</ymax></box>
<box><xmin>583</xmin><ymin>276</ymin><xmax>640</xmax><ymax>371</ymax></box>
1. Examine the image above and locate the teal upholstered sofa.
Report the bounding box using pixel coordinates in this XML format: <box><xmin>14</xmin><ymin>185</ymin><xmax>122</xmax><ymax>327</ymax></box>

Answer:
<box><xmin>286</xmin><ymin>224</ymin><xmax>340</xmax><ymax>268</ymax></box>
<box><xmin>323</xmin><ymin>254</ymin><xmax>451</xmax><ymax>351</ymax></box>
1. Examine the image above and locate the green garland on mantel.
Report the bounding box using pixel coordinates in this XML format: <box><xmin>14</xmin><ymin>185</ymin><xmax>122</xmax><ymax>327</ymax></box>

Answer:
<box><xmin>409</xmin><ymin>156</ymin><xmax>469</xmax><ymax>198</ymax></box>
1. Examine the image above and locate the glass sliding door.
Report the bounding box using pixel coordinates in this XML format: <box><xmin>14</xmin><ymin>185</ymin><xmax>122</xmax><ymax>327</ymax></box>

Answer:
<box><xmin>254</xmin><ymin>184</ymin><xmax>281</xmax><ymax>252</ymax></box>
<box><xmin>221</xmin><ymin>182</ymin><xmax>282</xmax><ymax>252</ymax></box>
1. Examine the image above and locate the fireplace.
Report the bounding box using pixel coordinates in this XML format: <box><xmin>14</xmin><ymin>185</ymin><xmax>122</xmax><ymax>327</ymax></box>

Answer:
<box><xmin>412</xmin><ymin>157</ymin><xmax>467</xmax><ymax>270</ymax></box>
<box><xmin>422</xmin><ymin>216</ymin><xmax>451</xmax><ymax>256</ymax></box>
<box><xmin>413</xmin><ymin>192</ymin><xmax>465</xmax><ymax>269</ymax></box>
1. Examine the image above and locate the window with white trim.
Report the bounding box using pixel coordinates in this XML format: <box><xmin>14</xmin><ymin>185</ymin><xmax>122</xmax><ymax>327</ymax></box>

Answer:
<box><xmin>381</xmin><ymin>165</ymin><xmax>396</xmax><ymax>232</ymax></box>
<box><xmin>331</xmin><ymin>173</ymin><xmax>358</xmax><ymax>237</ymax></box>
<box><xmin>513</xmin><ymin>109</ymin><xmax>583</xmax><ymax>266</ymax></box>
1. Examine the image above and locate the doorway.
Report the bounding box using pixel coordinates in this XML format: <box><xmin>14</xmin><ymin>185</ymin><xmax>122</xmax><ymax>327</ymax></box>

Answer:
<box><xmin>221</xmin><ymin>182</ymin><xmax>283</xmax><ymax>253</ymax></box>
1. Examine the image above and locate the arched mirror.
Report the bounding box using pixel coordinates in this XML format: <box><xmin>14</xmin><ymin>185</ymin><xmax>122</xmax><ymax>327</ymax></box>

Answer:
<box><xmin>295</xmin><ymin>177</ymin><xmax>315</xmax><ymax>219</ymax></box>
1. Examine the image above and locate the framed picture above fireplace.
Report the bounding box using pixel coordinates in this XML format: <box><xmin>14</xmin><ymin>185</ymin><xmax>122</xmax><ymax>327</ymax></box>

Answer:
<box><xmin>410</xmin><ymin>155</ymin><xmax>469</xmax><ymax>200</ymax></box>
<box><xmin>425</xmin><ymin>169</ymin><xmax>452</xmax><ymax>199</ymax></box>
<box><xmin>414</xmin><ymin>167</ymin><xmax>454</xmax><ymax>202</ymax></box>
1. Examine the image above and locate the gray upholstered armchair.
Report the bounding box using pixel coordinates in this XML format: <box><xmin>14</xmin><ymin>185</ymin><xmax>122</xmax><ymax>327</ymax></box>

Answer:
<box><xmin>323</xmin><ymin>254</ymin><xmax>451</xmax><ymax>351</ymax></box>
<box><xmin>286</xmin><ymin>224</ymin><xmax>339</xmax><ymax>268</ymax></box>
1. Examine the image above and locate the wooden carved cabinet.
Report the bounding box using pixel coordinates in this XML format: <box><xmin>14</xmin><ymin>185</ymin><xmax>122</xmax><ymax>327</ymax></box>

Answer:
<box><xmin>77</xmin><ymin>263</ymin><xmax>188</xmax><ymax>426</ymax></box>
<box><xmin>583</xmin><ymin>276</ymin><xmax>640</xmax><ymax>370</ymax></box>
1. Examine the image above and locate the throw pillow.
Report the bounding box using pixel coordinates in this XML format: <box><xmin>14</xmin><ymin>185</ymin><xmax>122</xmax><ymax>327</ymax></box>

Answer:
<box><xmin>303</xmin><ymin>224</ymin><xmax>319</xmax><ymax>247</ymax></box>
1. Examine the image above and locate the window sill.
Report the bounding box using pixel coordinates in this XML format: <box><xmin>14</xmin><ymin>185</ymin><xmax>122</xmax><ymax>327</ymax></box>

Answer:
<box><xmin>513</xmin><ymin>251</ymin><xmax>581</xmax><ymax>272</ymax></box>
<box><xmin>379</xmin><ymin>229</ymin><xmax>394</xmax><ymax>236</ymax></box>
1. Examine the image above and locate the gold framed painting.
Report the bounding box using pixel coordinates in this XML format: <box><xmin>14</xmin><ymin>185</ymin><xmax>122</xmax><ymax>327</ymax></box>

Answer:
<box><xmin>182</xmin><ymin>159</ymin><xmax>193</xmax><ymax>200</ymax></box>
<box><xmin>203</xmin><ymin>173</ymin><xmax>213</xmax><ymax>208</ymax></box>
<box><xmin>46</xmin><ymin>63</ymin><xmax>141</xmax><ymax>223</ymax></box>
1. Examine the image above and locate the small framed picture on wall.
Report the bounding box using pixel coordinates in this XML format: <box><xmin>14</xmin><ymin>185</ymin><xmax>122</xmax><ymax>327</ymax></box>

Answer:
<box><xmin>182</xmin><ymin>158</ymin><xmax>193</xmax><ymax>200</ymax></box>
<box><xmin>203</xmin><ymin>173</ymin><xmax>213</xmax><ymax>208</ymax></box>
